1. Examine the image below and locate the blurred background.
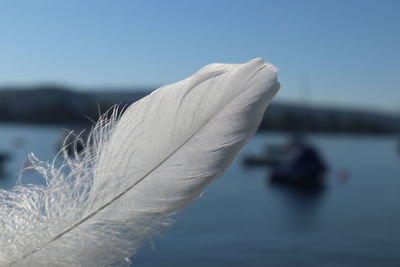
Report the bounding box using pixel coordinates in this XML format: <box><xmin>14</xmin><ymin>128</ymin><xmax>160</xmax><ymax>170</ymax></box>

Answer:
<box><xmin>0</xmin><ymin>0</ymin><xmax>399</xmax><ymax>266</ymax></box>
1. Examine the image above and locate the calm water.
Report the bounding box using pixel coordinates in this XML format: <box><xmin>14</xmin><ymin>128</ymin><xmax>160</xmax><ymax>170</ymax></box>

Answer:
<box><xmin>1</xmin><ymin>125</ymin><xmax>399</xmax><ymax>266</ymax></box>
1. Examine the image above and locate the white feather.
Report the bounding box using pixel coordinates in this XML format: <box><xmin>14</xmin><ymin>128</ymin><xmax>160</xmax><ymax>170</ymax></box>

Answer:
<box><xmin>0</xmin><ymin>58</ymin><xmax>279</xmax><ymax>266</ymax></box>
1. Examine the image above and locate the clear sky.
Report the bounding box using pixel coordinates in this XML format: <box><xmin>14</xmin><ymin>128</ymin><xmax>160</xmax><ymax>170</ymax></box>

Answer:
<box><xmin>0</xmin><ymin>0</ymin><xmax>399</xmax><ymax>111</ymax></box>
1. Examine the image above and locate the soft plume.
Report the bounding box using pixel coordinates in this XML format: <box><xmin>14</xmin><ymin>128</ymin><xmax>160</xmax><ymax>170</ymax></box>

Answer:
<box><xmin>0</xmin><ymin>58</ymin><xmax>279</xmax><ymax>266</ymax></box>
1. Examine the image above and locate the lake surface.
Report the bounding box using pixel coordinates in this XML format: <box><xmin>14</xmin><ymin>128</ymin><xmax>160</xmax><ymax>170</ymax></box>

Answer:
<box><xmin>1</xmin><ymin>124</ymin><xmax>399</xmax><ymax>266</ymax></box>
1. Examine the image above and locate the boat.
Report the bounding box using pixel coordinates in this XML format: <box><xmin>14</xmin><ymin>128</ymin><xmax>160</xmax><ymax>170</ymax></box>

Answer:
<box><xmin>244</xmin><ymin>136</ymin><xmax>327</xmax><ymax>186</ymax></box>
<box><xmin>0</xmin><ymin>152</ymin><xmax>10</xmax><ymax>177</ymax></box>
<box><xmin>244</xmin><ymin>144</ymin><xmax>287</xmax><ymax>166</ymax></box>
<box><xmin>397</xmin><ymin>137</ymin><xmax>400</xmax><ymax>156</ymax></box>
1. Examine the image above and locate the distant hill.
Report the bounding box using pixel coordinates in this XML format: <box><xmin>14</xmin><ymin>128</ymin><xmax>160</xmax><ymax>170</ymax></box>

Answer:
<box><xmin>261</xmin><ymin>102</ymin><xmax>400</xmax><ymax>134</ymax></box>
<box><xmin>0</xmin><ymin>86</ymin><xmax>399</xmax><ymax>134</ymax></box>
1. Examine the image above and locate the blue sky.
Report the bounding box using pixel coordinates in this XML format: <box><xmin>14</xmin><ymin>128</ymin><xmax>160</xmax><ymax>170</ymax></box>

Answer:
<box><xmin>0</xmin><ymin>0</ymin><xmax>399</xmax><ymax>111</ymax></box>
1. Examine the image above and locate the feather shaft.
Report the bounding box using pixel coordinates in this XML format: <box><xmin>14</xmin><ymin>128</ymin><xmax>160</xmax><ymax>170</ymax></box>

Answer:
<box><xmin>1</xmin><ymin>58</ymin><xmax>280</xmax><ymax>266</ymax></box>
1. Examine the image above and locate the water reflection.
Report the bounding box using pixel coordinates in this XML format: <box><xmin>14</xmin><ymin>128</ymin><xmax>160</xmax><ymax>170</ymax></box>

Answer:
<box><xmin>267</xmin><ymin>177</ymin><xmax>327</xmax><ymax>232</ymax></box>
